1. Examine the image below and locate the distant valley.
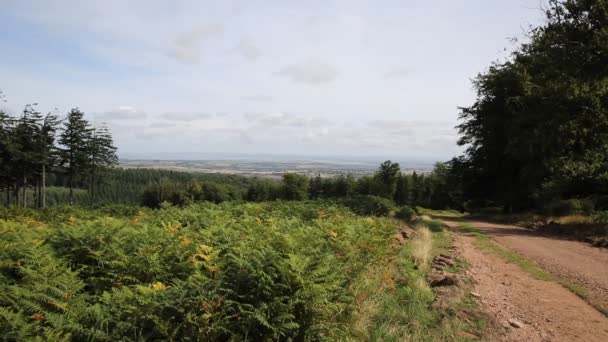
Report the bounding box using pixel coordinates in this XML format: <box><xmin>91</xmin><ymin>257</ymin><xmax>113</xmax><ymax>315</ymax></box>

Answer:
<box><xmin>119</xmin><ymin>158</ymin><xmax>434</xmax><ymax>178</ymax></box>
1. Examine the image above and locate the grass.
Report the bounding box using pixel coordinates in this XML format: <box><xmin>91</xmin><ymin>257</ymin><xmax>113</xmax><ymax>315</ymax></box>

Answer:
<box><xmin>417</xmin><ymin>207</ymin><xmax>466</xmax><ymax>217</ymax></box>
<box><xmin>349</xmin><ymin>219</ymin><xmax>489</xmax><ymax>341</ymax></box>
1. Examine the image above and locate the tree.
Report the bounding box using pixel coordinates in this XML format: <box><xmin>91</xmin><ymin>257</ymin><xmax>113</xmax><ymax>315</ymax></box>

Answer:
<box><xmin>281</xmin><ymin>173</ymin><xmax>309</xmax><ymax>200</ymax></box>
<box><xmin>0</xmin><ymin>110</ymin><xmax>15</xmax><ymax>205</ymax></box>
<box><xmin>333</xmin><ymin>175</ymin><xmax>355</xmax><ymax>199</ymax></box>
<box><xmin>375</xmin><ymin>160</ymin><xmax>401</xmax><ymax>198</ymax></box>
<box><xmin>454</xmin><ymin>0</ymin><xmax>608</xmax><ymax>210</ymax></box>
<box><xmin>87</xmin><ymin>124</ymin><xmax>118</xmax><ymax>202</ymax></box>
<box><xmin>309</xmin><ymin>174</ymin><xmax>323</xmax><ymax>199</ymax></box>
<box><xmin>35</xmin><ymin>112</ymin><xmax>60</xmax><ymax>208</ymax></box>
<box><xmin>12</xmin><ymin>105</ymin><xmax>44</xmax><ymax>207</ymax></box>
<box><xmin>394</xmin><ymin>174</ymin><xmax>411</xmax><ymax>205</ymax></box>
<box><xmin>58</xmin><ymin>108</ymin><xmax>93</xmax><ymax>204</ymax></box>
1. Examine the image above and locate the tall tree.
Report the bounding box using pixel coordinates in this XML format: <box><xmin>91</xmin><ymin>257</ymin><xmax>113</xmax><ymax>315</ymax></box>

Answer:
<box><xmin>309</xmin><ymin>174</ymin><xmax>323</xmax><ymax>199</ymax></box>
<box><xmin>35</xmin><ymin>112</ymin><xmax>60</xmax><ymax>208</ymax></box>
<box><xmin>87</xmin><ymin>124</ymin><xmax>118</xmax><ymax>202</ymax></box>
<box><xmin>0</xmin><ymin>110</ymin><xmax>15</xmax><ymax>205</ymax></box>
<box><xmin>455</xmin><ymin>0</ymin><xmax>608</xmax><ymax>210</ymax></box>
<box><xmin>281</xmin><ymin>173</ymin><xmax>309</xmax><ymax>201</ymax></box>
<box><xmin>58</xmin><ymin>108</ymin><xmax>93</xmax><ymax>204</ymax></box>
<box><xmin>375</xmin><ymin>160</ymin><xmax>401</xmax><ymax>198</ymax></box>
<box><xmin>12</xmin><ymin>105</ymin><xmax>44</xmax><ymax>207</ymax></box>
<box><xmin>394</xmin><ymin>174</ymin><xmax>411</xmax><ymax>205</ymax></box>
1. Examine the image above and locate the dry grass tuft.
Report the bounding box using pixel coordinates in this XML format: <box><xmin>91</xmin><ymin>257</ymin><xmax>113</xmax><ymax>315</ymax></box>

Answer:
<box><xmin>411</xmin><ymin>226</ymin><xmax>433</xmax><ymax>268</ymax></box>
<box><xmin>557</xmin><ymin>215</ymin><xmax>592</xmax><ymax>225</ymax></box>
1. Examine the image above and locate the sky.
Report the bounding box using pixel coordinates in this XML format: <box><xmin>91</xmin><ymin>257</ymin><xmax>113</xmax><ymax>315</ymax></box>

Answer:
<box><xmin>0</xmin><ymin>0</ymin><xmax>547</xmax><ymax>162</ymax></box>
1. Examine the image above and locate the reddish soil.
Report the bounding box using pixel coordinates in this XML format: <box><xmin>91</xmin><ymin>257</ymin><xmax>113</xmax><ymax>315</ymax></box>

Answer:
<box><xmin>440</xmin><ymin>218</ymin><xmax>608</xmax><ymax>341</ymax></box>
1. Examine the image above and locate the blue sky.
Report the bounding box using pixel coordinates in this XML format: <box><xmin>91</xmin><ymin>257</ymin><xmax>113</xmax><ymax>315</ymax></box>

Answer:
<box><xmin>0</xmin><ymin>0</ymin><xmax>547</xmax><ymax>161</ymax></box>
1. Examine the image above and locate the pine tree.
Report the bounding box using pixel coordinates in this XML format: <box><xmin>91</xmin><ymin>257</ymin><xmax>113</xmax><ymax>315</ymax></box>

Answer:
<box><xmin>12</xmin><ymin>105</ymin><xmax>44</xmax><ymax>207</ymax></box>
<box><xmin>87</xmin><ymin>124</ymin><xmax>118</xmax><ymax>203</ymax></box>
<box><xmin>394</xmin><ymin>174</ymin><xmax>411</xmax><ymax>205</ymax></box>
<box><xmin>58</xmin><ymin>108</ymin><xmax>93</xmax><ymax>204</ymax></box>
<box><xmin>309</xmin><ymin>174</ymin><xmax>323</xmax><ymax>199</ymax></box>
<box><xmin>0</xmin><ymin>110</ymin><xmax>16</xmax><ymax>205</ymax></box>
<box><xmin>35</xmin><ymin>112</ymin><xmax>60</xmax><ymax>208</ymax></box>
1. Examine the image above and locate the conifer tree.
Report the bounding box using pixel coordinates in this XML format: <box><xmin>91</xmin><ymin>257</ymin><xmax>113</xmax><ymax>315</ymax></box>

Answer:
<box><xmin>0</xmin><ymin>110</ymin><xmax>15</xmax><ymax>205</ymax></box>
<box><xmin>58</xmin><ymin>108</ymin><xmax>93</xmax><ymax>204</ymax></box>
<box><xmin>87</xmin><ymin>124</ymin><xmax>118</xmax><ymax>202</ymax></box>
<box><xmin>12</xmin><ymin>105</ymin><xmax>44</xmax><ymax>207</ymax></box>
<box><xmin>394</xmin><ymin>174</ymin><xmax>411</xmax><ymax>205</ymax></box>
<box><xmin>35</xmin><ymin>112</ymin><xmax>60</xmax><ymax>208</ymax></box>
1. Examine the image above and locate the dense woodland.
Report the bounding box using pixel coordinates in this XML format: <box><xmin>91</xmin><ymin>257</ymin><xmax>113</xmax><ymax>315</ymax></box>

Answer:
<box><xmin>0</xmin><ymin>104</ymin><xmax>118</xmax><ymax>208</ymax></box>
<box><xmin>440</xmin><ymin>0</ymin><xmax>608</xmax><ymax>214</ymax></box>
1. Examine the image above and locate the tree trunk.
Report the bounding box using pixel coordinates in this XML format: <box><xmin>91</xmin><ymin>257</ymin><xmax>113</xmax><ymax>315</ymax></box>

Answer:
<box><xmin>22</xmin><ymin>176</ymin><xmax>27</xmax><ymax>208</ymax></box>
<box><xmin>33</xmin><ymin>180</ymin><xmax>38</xmax><ymax>209</ymax></box>
<box><xmin>89</xmin><ymin>173</ymin><xmax>93</xmax><ymax>206</ymax></box>
<box><xmin>14</xmin><ymin>183</ymin><xmax>19</xmax><ymax>207</ymax></box>
<box><xmin>68</xmin><ymin>170</ymin><xmax>74</xmax><ymax>205</ymax></box>
<box><xmin>42</xmin><ymin>164</ymin><xmax>46</xmax><ymax>209</ymax></box>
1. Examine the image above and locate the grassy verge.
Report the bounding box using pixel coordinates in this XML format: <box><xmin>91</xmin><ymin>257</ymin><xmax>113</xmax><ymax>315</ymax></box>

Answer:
<box><xmin>456</xmin><ymin>223</ymin><xmax>596</xmax><ymax>306</ymax></box>
<box><xmin>348</xmin><ymin>220</ymin><xmax>487</xmax><ymax>341</ymax></box>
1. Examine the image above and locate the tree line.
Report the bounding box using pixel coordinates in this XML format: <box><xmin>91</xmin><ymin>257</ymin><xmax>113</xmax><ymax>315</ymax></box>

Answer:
<box><xmin>437</xmin><ymin>0</ymin><xmax>608</xmax><ymax>213</ymax></box>
<box><xmin>0</xmin><ymin>103</ymin><xmax>118</xmax><ymax>208</ymax></box>
<box><xmin>141</xmin><ymin>160</ymin><xmax>451</xmax><ymax>211</ymax></box>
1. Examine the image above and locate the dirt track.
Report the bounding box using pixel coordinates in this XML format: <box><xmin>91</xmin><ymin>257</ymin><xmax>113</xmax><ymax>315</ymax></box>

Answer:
<box><xmin>440</xmin><ymin>218</ymin><xmax>608</xmax><ymax>341</ymax></box>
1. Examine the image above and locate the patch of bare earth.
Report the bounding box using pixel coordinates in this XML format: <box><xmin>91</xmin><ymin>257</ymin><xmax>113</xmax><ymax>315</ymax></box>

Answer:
<box><xmin>447</xmin><ymin>222</ymin><xmax>608</xmax><ymax>341</ymax></box>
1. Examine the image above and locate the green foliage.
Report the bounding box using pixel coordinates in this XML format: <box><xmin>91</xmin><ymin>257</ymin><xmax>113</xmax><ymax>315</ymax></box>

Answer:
<box><xmin>0</xmin><ymin>201</ymin><xmax>404</xmax><ymax>341</ymax></box>
<box><xmin>541</xmin><ymin>198</ymin><xmax>595</xmax><ymax>216</ymax></box>
<box><xmin>395</xmin><ymin>205</ymin><xmax>415</xmax><ymax>221</ymax></box>
<box><xmin>281</xmin><ymin>173</ymin><xmax>309</xmax><ymax>201</ymax></box>
<box><xmin>343</xmin><ymin>195</ymin><xmax>395</xmax><ymax>217</ymax></box>
<box><xmin>453</xmin><ymin>0</ymin><xmax>608</xmax><ymax>209</ymax></box>
<box><xmin>592</xmin><ymin>211</ymin><xmax>608</xmax><ymax>225</ymax></box>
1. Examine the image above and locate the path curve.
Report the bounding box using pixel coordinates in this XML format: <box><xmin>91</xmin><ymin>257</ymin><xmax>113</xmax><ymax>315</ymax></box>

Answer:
<box><xmin>439</xmin><ymin>217</ymin><xmax>608</xmax><ymax>341</ymax></box>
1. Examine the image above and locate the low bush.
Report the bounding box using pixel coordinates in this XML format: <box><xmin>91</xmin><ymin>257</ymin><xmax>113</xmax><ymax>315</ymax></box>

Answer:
<box><xmin>542</xmin><ymin>199</ymin><xmax>594</xmax><ymax>217</ymax></box>
<box><xmin>395</xmin><ymin>205</ymin><xmax>415</xmax><ymax>221</ymax></box>
<box><xmin>342</xmin><ymin>195</ymin><xmax>395</xmax><ymax>217</ymax></box>
<box><xmin>592</xmin><ymin>195</ymin><xmax>608</xmax><ymax>211</ymax></box>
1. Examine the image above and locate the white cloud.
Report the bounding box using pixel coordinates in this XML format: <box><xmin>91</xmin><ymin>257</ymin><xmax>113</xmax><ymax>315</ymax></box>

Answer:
<box><xmin>383</xmin><ymin>68</ymin><xmax>411</xmax><ymax>79</ymax></box>
<box><xmin>159</xmin><ymin>112</ymin><xmax>214</xmax><ymax>121</ymax></box>
<box><xmin>97</xmin><ymin>106</ymin><xmax>147</xmax><ymax>120</ymax></box>
<box><xmin>274</xmin><ymin>61</ymin><xmax>339</xmax><ymax>84</ymax></box>
<box><xmin>166</xmin><ymin>25</ymin><xmax>224</xmax><ymax>64</ymax></box>
<box><xmin>233</xmin><ymin>39</ymin><xmax>261</xmax><ymax>60</ymax></box>
<box><xmin>242</xmin><ymin>94</ymin><xmax>273</xmax><ymax>102</ymax></box>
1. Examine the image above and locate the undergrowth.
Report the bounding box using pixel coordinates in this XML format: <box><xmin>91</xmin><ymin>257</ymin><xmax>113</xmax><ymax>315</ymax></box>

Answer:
<box><xmin>0</xmin><ymin>202</ymin><xmax>479</xmax><ymax>341</ymax></box>
<box><xmin>349</xmin><ymin>218</ymin><xmax>484</xmax><ymax>341</ymax></box>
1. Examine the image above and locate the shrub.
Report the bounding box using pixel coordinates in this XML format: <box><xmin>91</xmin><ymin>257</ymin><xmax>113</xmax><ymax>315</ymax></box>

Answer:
<box><xmin>463</xmin><ymin>199</ymin><xmax>496</xmax><ymax>212</ymax></box>
<box><xmin>395</xmin><ymin>205</ymin><xmax>415</xmax><ymax>221</ymax></box>
<box><xmin>343</xmin><ymin>195</ymin><xmax>395</xmax><ymax>217</ymax></box>
<box><xmin>542</xmin><ymin>199</ymin><xmax>595</xmax><ymax>216</ymax></box>
<box><xmin>475</xmin><ymin>206</ymin><xmax>503</xmax><ymax>215</ymax></box>
<box><xmin>592</xmin><ymin>211</ymin><xmax>608</xmax><ymax>225</ymax></box>
<box><xmin>593</xmin><ymin>195</ymin><xmax>608</xmax><ymax>211</ymax></box>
